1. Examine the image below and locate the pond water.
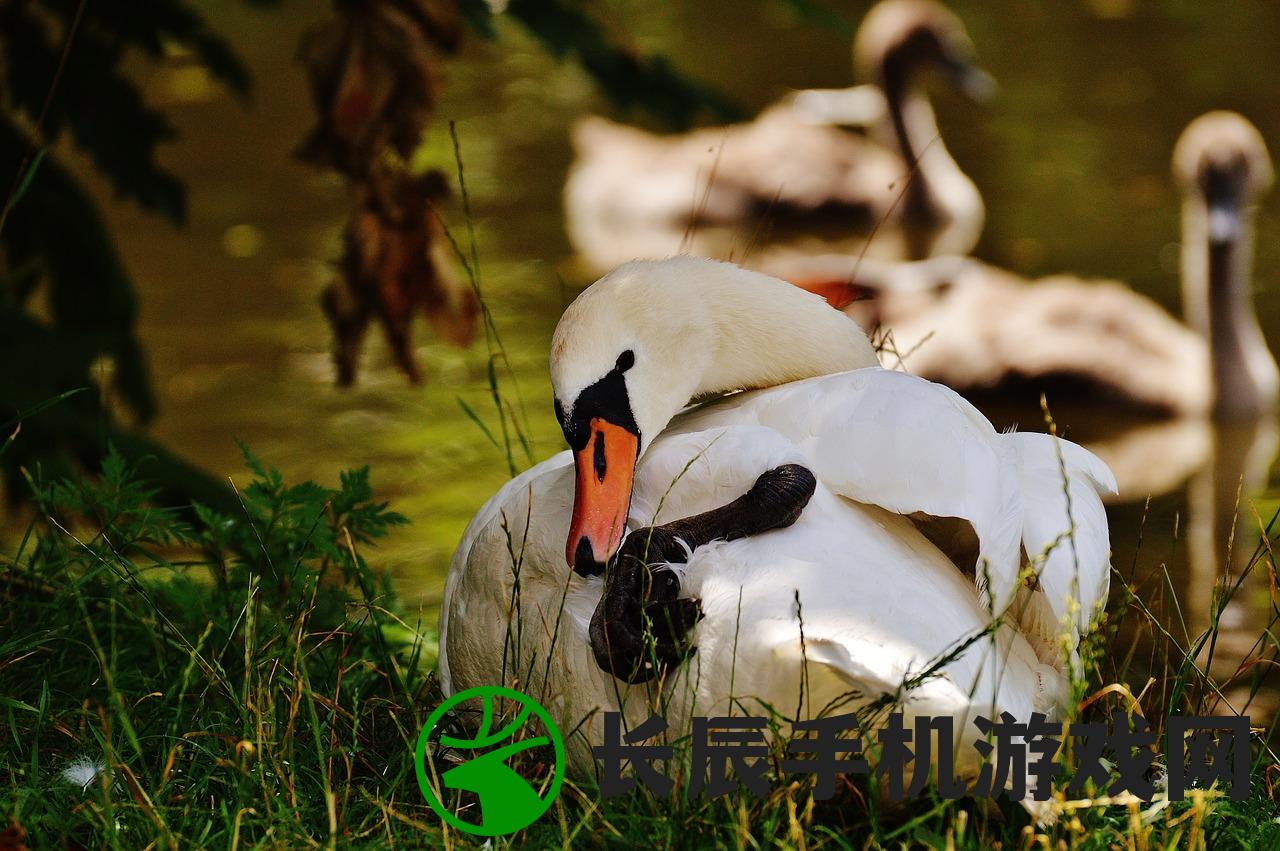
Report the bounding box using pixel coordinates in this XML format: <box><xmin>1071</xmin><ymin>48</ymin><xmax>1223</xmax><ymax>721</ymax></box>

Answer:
<box><xmin>66</xmin><ymin>1</ymin><xmax>1280</xmax><ymax>715</ymax></box>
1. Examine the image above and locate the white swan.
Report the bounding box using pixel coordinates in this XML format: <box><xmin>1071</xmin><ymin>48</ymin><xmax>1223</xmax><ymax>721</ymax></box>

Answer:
<box><xmin>783</xmin><ymin>111</ymin><xmax>1278</xmax><ymax>420</ymax></box>
<box><xmin>439</xmin><ymin>257</ymin><xmax>1115</xmax><ymax>806</ymax></box>
<box><xmin>564</xmin><ymin>0</ymin><xmax>989</xmax><ymax>274</ymax></box>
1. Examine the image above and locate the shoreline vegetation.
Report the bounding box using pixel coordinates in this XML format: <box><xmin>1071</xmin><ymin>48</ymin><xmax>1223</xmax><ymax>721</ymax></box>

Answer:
<box><xmin>2</xmin><ymin>440</ymin><xmax>1279</xmax><ymax>848</ymax></box>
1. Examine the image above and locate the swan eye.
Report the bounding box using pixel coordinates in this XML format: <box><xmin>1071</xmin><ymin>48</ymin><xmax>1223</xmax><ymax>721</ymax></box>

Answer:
<box><xmin>615</xmin><ymin>350</ymin><xmax>635</xmax><ymax>373</ymax></box>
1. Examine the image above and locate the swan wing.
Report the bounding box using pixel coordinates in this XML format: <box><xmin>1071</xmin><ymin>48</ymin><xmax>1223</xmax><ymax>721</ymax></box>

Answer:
<box><xmin>670</xmin><ymin>368</ymin><xmax>1115</xmax><ymax>639</ymax></box>
<box><xmin>438</xmin><ymin>452</ymin><xmax>579</xmax><ymax>696</ymax></box>
<box><xmin>673</xmin><ymin>369</ymin><xmax>1022</xmax><ymax>605</ymax></box>
<box><xmin>1008</xmin><ymin>432</ymin><xmax>1116</xmax><ymax>639</ymax></box>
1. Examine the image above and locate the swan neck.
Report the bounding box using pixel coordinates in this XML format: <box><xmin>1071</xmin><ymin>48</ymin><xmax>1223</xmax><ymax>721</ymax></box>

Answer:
<box><xmin>883</xmin><ymin>74</ymin><xmax>934</xmax><ymax>168</ymax></box>
<box><xmin>881</xmin><ymin>75</ymin><xmax>967</xmax><ymax>258</ymax></box>
<box><xmin>697</xmin><ymin>273</ymin><xmax>880</xmax><ymax>400</ymax></box>
<box><xmin>1182</xmin><ymin>200</ymin><xmax>1278</xmax><ymax>417</ymax></box>
<box><xmin>575</xmin><ymin>260</ymin><xmax>881</xmax><ymax>453</ymax></box>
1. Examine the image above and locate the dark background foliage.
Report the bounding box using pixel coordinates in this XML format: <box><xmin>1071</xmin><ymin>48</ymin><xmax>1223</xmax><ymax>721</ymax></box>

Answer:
<box><xmin>0</xmin><ymin>0</ymin><xmax>732</xmax><ymax>511</ymax></box>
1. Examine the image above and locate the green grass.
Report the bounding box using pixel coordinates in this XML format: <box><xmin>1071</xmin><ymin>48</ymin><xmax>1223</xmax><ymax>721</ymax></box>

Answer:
<box><xmin>0</xmin><ymin>447</ymin><xmax>438</xmax><ymax>848</ymax></box>
<box><xmin>1</xmin><ymin>442</ymin><xmax>1278</xmax><ymax>849</ymax></box>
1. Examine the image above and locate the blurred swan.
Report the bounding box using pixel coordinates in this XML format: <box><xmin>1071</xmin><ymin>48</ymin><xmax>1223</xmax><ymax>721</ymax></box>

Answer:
<box><xmin>791</xmin><ymin>112</ymin><xmax>1277</xmax><ymax>420</ymax></box>
<box><xmin>564</xmin><ymin>0</ymin><xmax>991</xmax><ymax>273</ymax></box>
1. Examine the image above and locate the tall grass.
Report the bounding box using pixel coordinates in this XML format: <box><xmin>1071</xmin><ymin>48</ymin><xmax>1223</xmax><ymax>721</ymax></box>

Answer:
<box><xmin>0</xmin><ymin>447</ymin><xmax>445</xmax><ymax>848</ymax></box>
<box><xmin>2</xmin><ymin>441</ymin><xmax>1278</xmax><ymax>848</ymax></box>
<box><xmin>436</xmin><ymin>121</ymin><xmax>535</xmax><ymax>479</ymax></box>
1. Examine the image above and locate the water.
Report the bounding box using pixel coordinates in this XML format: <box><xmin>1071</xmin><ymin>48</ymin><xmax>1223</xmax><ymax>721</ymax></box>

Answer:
<box><xmin>57</xmin><ymin>2</ymin><xmax>1280</xmax><ymax>711</ymax></box>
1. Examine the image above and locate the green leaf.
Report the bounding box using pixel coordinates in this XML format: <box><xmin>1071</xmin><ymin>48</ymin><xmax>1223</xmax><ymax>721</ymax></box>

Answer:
<box><xmin>0</xmin><ymin>696</ymin><xmax>39</xmax><ymax>713</ymax></box>
<box><xmin>0</xmin><ymin>146</ymin><xmax>46</xmax><ymax>232</ymax></box>
<box><xmin>457</xmin><ymin>397</ymin><xmax>500</xmax><ymax>449</ymax></box>
<box><xmin>504</xmin><ymin>0</ymin><xmax>741</xmax><ymax>129</ymax></box>
<box><xmin>0</xmin><ymin>387</ymin><xmax>87</xmax><ymax>433</ymax></box>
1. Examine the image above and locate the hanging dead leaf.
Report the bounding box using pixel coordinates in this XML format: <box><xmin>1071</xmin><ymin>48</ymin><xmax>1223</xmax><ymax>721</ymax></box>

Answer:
<box><xmin>322</xmin><ymin>167</ymin><xmax>478</xmax><ymax>386</ymax></box>
<box><xmin>296</xmin><ymin>0</ymin><xmax>462</xmax><ymax>178</ymax></box>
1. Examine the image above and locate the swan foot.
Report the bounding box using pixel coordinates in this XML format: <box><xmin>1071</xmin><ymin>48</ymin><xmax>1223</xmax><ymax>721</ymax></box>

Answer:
<box><xmin>588</xmin><ymin>530</ymin><xmax>701</xmax><ymax>683</ymax></box>
<box><xmin>589</xmin><ymin>463</ymin><xmax>816</xmax><ymax>683</ymax></box>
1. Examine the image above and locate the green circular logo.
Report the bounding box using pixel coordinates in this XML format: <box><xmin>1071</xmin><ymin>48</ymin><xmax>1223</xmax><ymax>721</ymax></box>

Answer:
<box><xmin>414</xmin><ymin>685</ymin><xmax>565</xmax><ymax>837</ymax></box>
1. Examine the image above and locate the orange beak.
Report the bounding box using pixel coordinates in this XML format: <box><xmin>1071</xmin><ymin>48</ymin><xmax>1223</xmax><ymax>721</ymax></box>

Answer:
<box><xmin>789</xmin><ymin>278</ymin><xmax>865</xmax><ymax>310</ymax></box>
<box><xmin>567</xmin><ymin>417</ymin><xmax>640</xmax><ymax>576</ymax></box>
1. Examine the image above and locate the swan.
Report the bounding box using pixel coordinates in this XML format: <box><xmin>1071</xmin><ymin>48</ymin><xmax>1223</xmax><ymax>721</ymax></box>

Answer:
<box><xmin>563</xmin><ymin>0</ymin><xmax>990</xmax><ymax>274</ymax></box>
<box><xmin>438</xmin><ymin>257</ymin><xmax>1116</xmax><ymax>808</ymax></box>
<box><xmin>788</xmin><ymin>111</ymin><xmax>1277</xmax><ymax>420</ymax></box>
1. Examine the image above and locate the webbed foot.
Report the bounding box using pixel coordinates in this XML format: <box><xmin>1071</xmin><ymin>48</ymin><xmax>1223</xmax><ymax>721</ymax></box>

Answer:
<box><xmin>588</xmin><ymin>463</ymin><xmax>816</xmax><ymax>683</ymax></box>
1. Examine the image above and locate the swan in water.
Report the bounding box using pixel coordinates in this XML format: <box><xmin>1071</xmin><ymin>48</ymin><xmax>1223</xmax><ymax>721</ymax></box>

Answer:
<box><xmin>564</xmin><ymin>0</ymin><xmax>991</xmax><ymax>274</ymax></box>
<box><xmin>787</xmin><ymin>111</ymin><xmax>1277</xmax><ymax>420</ymax></box>
<box><xmin>439</xmin><ymin>257</ymin><xmax>1114</xmax><ymax>808</ymax></box>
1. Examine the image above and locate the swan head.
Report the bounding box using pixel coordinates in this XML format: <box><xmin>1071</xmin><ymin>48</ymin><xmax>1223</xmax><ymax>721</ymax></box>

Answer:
<box><xmin>550</xmin><ymin>260</ymin><xmax>715</xmax><ymax>576</ymax></box>
<box><xmin>854</xmin><ymin>0</ymin><xmax>994</xmax><ymax>101</ymax></box>
<box><xmin>1173</xmin><ymin>111</ymin><xmax>1273</xmax><ymax>246</ymax></box>
<box><xmin>550</xmin><ymin>257</ymin><xmax>877</xmax><ymax>576</ymax></box>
